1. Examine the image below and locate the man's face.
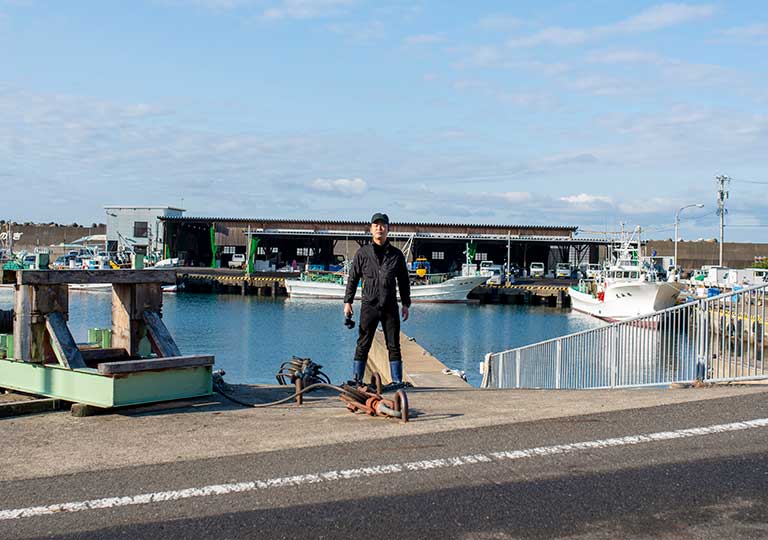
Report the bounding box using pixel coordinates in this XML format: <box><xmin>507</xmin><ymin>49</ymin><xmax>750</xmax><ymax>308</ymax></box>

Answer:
<box><xmin>370</xmin><ymin>221</ymin><xmax>389</xmax><ymax>244</ymax></box>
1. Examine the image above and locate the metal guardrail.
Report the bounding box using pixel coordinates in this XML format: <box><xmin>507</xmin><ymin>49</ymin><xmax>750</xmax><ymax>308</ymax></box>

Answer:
<box><xmin>481</xmin><ymin>283</ymin><xmax>768</xmax><ymax>389</ymax></box>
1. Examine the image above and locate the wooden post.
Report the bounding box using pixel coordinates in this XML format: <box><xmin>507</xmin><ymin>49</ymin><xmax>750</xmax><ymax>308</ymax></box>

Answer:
<box><xmin>14</xmin><ymin>284</ymin><xmax>68</xmax><ymax>363</ymax></box>
<box><xmin>143</xmin><ymin>310</ymin><xmax>181</xmax><ymax>358</ymax></box>
<box><xmin>13</xmin><ymin>285</ymin><xmax>33</xmax><ymax>362</ymax></box>
<box><xmin>45</xmin><ymin>312</ymin><xmax>86</xmax><ymax>369</ymax></box>
<box><xmin>112</xmin><ymin>283</ymin><xmax>162</xmax><ymax>356</ymax></box>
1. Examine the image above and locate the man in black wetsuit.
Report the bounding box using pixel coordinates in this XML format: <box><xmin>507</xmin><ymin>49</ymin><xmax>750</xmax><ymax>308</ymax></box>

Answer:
<box><xmin>343</xmin><ymin>212</ymin><xmax>411</xmax><ymax>389</ymax></box>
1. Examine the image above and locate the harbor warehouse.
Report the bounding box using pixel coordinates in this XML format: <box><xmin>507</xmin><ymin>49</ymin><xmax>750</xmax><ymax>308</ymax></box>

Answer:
<box><xmin>159</xmin><ymin>217</ymin><xmax>603</xmax><ymax>273</ymax></box>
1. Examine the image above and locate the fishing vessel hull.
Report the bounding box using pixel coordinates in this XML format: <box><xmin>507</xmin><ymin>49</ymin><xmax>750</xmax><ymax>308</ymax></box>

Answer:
<box><xmin>285</xmin><ymin>275</ymin><xmax>487</xmax><ymax>303</ymax></box>
<box><xmin>570</xmin><ymin>281</ymin><xmax>684</xmax><ymax>322</ymax></box>
<box><xmin>68</xmin><ymin>283</ymin><xmax>180</xmax><ymax>293</ymax></box>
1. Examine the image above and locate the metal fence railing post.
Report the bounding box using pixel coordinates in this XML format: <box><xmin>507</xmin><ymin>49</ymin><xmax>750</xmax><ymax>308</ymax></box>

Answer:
<box><xmin>555</xmin><ymin>340</ymin><xmax>562</xmax><ymax>389</ymax></box>
<box><xmin>481</xmin><ymin>353</ymin><xmax>492</xmax><ymax>388</ymax></box>
<box><xmin>696</xmin><ymin>299</ymin><xmax>708</xmax><ymax>380</ymax></box>
<box><xmin>515</xmin><ymin>350</ymin><xmax>521</xmax><ymax>388</ymax></box>
<box><xmin>611</xmin><ymin>326</ymin><xmax>618</xmax><ymax>388</ymax></box>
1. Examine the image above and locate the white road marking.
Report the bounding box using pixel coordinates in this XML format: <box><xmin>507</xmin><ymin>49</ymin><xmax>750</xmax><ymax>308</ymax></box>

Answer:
<box><xmin>2</xmin><ymin>417</ymin><xmax>767</xmax><ymax>521</ymax></box>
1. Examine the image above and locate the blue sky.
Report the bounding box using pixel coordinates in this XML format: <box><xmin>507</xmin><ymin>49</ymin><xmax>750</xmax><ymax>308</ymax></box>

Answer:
<box><xmin>2</xmin><ymin>1</ymin><xmax>767</xmax><ymax>241</ymax></box>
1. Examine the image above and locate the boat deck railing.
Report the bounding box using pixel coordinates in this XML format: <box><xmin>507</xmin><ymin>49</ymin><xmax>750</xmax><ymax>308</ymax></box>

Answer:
<box><xmin>481</xmin><ymin>282</ymin><xmax>768</xmax><ymax>389</ymax></box>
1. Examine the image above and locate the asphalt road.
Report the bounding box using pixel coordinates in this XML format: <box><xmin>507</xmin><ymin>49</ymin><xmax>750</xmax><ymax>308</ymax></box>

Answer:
<box><xmin>3</xmin><ymin>392</ymin><xmax>768</xmax><ymax>539</ymax></box>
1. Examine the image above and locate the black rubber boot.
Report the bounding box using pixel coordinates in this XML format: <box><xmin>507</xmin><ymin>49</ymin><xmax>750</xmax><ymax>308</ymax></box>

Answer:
<box><xmin>347</xmin><ymin>360</ymin><xmax>366</xmax><ymax>386</ymax></box>
<box><xmin>390</xmin><ymin>360</ymin><xmax>403</xmax><ymax>384</ymax></box>
<box><xmin>382</xmin><ymin>361</ymin><xmax>411</xmax><ymax>392</ymax></box>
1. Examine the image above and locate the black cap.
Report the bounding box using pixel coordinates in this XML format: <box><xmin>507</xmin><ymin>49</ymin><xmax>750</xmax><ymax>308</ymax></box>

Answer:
<box><xmin>370</xmin><ymin>212</ymin><xmax>389</xmax><ymax>225</ymax></box>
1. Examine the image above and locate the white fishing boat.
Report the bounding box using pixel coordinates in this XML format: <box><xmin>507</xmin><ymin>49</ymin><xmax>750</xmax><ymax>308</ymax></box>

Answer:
<box><xmin>68</xmin><ymin>283</ymin><xmax>181</xmax><ymax>293</ymax></box>
<box><xmin>570</xmin><ymin>227</ymin><xmax>684</xmax><ymax>322</ymax></box>
<box><xmin>285</xmin><ymin>273</ymin><xmax>487</xmax><ymax>303</ymax></box>
<box><xmin>69</xmin><ymin>283</ymin><xmax>113</xmax><ymax>292</ymax></box>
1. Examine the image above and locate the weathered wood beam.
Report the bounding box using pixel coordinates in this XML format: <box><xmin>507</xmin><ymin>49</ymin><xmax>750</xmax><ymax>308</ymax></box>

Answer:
<box><xmin>112</xmin><ymin>284</ymin><xmax>162</xmax><ymax>356</ymax></box>
<box><xmin>79</xmin><ymin>348</ymin><xmax>130</xmax><ymax>362</ymax></box>
<box><xmin>18</xmin><ymin>270</ymin><xmax>177</xmax><ymax>286</ymax></box>
<box><xmin>97</xmin><ymin>355</ymin><xmax>214</xmax><ymax>375</ymax></box>
<box><xmin>45</xmin><ymin>312</ymin><xmax>87</xmax><ymax>369</ymax></box>
<box><xmin>13</xmin><ymin>284</ymin><xmax>69</xmax><ymax>363</ymax></box>
<box><xmin>143</xmin><ymin>310</ymin><xmax>181</xmax><ymax>358</ymax></box>
<box><xmin>12</xmin><ymin>285</ymin><xmax>33</xmax><ymax>362</ymax></box>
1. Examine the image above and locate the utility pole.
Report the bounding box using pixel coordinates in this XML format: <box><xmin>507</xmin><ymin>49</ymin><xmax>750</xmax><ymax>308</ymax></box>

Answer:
<box><xmin>715</xmin><ymin>175</ymin><xmax>730</xmax><ymax>267</ymax></box>
<box><xmin>506</xmin><ymin>230</ymin><xmax>511</xmax><ymax>285</ymax></box>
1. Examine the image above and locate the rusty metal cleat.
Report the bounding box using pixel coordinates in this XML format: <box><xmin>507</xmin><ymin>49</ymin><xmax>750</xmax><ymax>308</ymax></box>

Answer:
<box><xmin>338</xmin><ymin>383</ymin><xmax>409</xmax><ymax>422</ymax></box>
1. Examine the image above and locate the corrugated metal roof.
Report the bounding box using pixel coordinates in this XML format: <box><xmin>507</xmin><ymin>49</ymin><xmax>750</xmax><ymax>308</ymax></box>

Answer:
<box><xmin>159</xmin><ymin>216</ymin><xmax>578</xmax><ymax>230</ymax></box>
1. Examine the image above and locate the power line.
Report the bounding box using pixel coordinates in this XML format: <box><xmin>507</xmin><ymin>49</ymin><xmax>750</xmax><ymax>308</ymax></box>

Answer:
<box><xmin>731</xmin><ymin>177</ymin><xmax>768</xmax><ymax>185</ymax></box>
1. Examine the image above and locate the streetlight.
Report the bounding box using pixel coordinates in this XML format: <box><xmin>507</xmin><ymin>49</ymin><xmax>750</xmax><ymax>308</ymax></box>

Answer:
<box><xmin>674</xmin><ymin>203</ymin><xmax>704</xmax><ymax>270</ymax></box>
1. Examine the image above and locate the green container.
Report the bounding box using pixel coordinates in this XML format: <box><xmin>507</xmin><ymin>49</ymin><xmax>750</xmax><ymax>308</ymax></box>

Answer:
<box><xmin>88</xmin><ymin>328</ymin><xmax>112</xmax><ymax>349</ymax></box>
<box><xmin>0</xmin><ymin>334</ymin><xmax>13</xmax><ymax>359</ymax></box>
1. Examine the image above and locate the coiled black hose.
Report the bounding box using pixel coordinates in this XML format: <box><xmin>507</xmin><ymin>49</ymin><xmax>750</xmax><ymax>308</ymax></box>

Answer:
<box><xmin>275</xmin><ymin>356</ymin><xmax>331</xmax><ymax>386</ymax></box>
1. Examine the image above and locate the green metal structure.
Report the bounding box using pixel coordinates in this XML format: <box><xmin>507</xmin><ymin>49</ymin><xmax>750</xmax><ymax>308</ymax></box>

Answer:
<box><xmin>0</xmin><ymin>269</ymin><xmax>215</xmax><ymax>410</ymax></box>
<box><xmin>0</xmin><ymin>360</ymin><xmax>212</xmax><ymax>408</ymax></box>
<box><xmin>210</xmin><ymin>225</ymin><xmax>218</xmax><ymax>268</ymax></box>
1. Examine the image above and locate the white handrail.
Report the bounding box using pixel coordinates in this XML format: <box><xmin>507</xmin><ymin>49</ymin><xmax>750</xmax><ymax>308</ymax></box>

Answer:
<box><xmin>482</xmin><ymin>282</ymin><xmax>768</xmax><ymax>389</ymax></box>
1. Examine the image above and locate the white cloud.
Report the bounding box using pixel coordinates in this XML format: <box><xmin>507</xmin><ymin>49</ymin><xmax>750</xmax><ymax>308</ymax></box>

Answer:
<box><xmin>586</xmin><ymin>48</ymin><xmax>738</xmax><ymax>88</ymax></box>
<box><xmin>560</xmin><ymin>193</ymin><xmax>613</xmax><ymax>205</ymax></box>
<box><xmin>261</xmin><ymin>0</ymin><xmax>355</xmax><ymax>21</ymax></box>
<box><xmin>310</xmin><ymin>177</ymin><xmax>367</xmax><ymax>195</ymax></box>
<box><xmin>403</xmin><ymin>33</ymin><xmax>445</xmax><ymax>46</ymax></box>
<box><xmin>534</xmin><ymin>152</ymin><xmax>599</xmax><ymax>169</ymax></box>
<box><xmin>452</xmin><ymin>79</ymin><xmax>489</xmax><ymax>91</ymax></box>
<box><xmin>506</xmin><ymin>3</ymin><xmax>715</xmax><ymax>48</ymax></box>
<box><xmin>497</xmin><ymin>91</ymin><xmax>559</xmax><ymax>109</ymax></box>
<box><xmin>507</xmin><ymin>26</ymin><xmax>588</xmax><ymax>47</ymax></box>
<box><xmin>569</xmin><ymin>75</ymin><xmax>634</xmax><ymax>96</ymax></box>
<box><xmin>433</xmin><ymin>130</ymin><xmax>469</xmax><ymax>140</ymax></box>
<box><xmin>476</xmin><ymin>14</ymin><xmax>522</xmax><ymax>31</ymax></box>
<box><xmin>162</xmin><ymin>0</ymin><xmax>257</xmax><ymax>9</ymax></box>
<box><xmin>613</xmin><ymin>3</ymin><xmax>715</xmax><ymax>33</ymax></box>
<box><xmin>327</xmin><ymin>20</ymin><xmax>385</xmax><ymax>41</ymax></box>
<box><xmin>587</xmin><ymin>49</ymin><xmax>663</xmax><ymax>64</ymax></box>
<box><xmin>497</xmin><ymin>191</ymin><xmax>532</xmax><ymax>203</ymax></box>
<box><xmin>720</xmin><ymin>23</ymin><xmax>768</xmax><ymax>42</ymax></box>
<box><xmin>618</xmin><ymin>197</ymin><xmax>673</xmax><ymax>214</ymax></box>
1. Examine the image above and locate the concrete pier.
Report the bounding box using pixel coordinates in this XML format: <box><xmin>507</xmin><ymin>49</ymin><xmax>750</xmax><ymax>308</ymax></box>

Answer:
<box><xmin>180</xmin><ymin>269</ymin><xmax>289</xmax><ymax>297</ymax></box>
<box><xmin>365</xmin><ymin>330</ymin><xmax>470</xmax><ymax>388</ymax></box>
<box><xmin>471</xmin><ymin>280</ymin><xmax>573</xmax><ymax>307</ymax></box>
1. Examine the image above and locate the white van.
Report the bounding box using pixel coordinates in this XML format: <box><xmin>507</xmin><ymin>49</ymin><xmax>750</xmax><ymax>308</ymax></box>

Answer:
<box><xmin>480</xmin><ymin>260</ymin><xmax>504</xmax><ymax>285</ymax></box>
<box><xmin>555</xmin><ymin>263</ymin><xmax>572</xmax><ymax>278</ymax></box>
<box><xmin>746</xmin><ymin>268</ymin><xmax>768</xmax><ymax>284</ymax></box>
<box><xmin>228</xmin><ymin>253</ymin><xmax>246</xmax><ymax>269</ymax></box>
<box><xmin>530</xmin><ymin>262</ymin><xmax>545</xmax><ymax>278</ymax></box>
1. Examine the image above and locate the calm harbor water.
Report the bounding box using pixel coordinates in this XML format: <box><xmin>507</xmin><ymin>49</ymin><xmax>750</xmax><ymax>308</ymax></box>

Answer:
<box><xmin>0</xmin><ymin>290</ymin><xmax>604</xmax><ymax>386</ymax></box>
